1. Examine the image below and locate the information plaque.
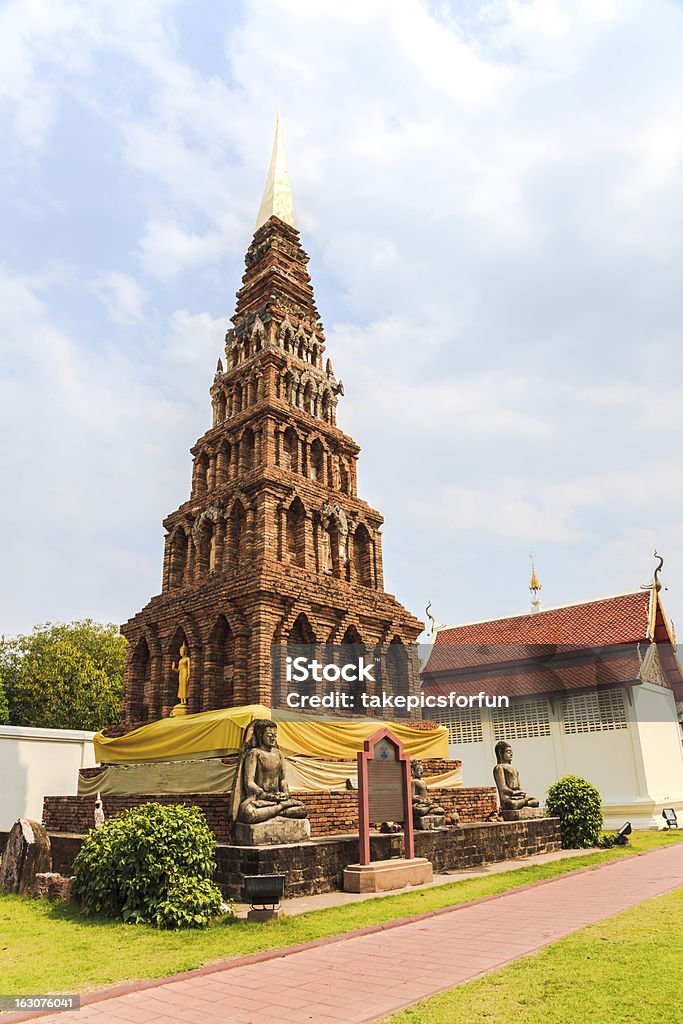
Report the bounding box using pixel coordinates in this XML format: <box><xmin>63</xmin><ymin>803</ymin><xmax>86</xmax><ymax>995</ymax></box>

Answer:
<box><xmin>367</xmin><ymin>741</ymin><xmax>406</xmax><ymax>822</ymax></box>
<box><xmin>356</xmin><ymin>728</ymin><xmax>414</xmax><ymax>865</ymax></box>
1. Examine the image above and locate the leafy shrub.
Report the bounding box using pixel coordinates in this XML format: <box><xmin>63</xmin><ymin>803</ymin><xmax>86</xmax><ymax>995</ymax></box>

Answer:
<box><xmin>153</xmin><ymin>876</ymin><xmax>225</xmax><ymax>929</ymax></box>
<box><xmin>72</xmin><ymin>802</ymin><xmax>225</xmax><ymax>928</ymax></box>
<box><xmin>546</xmin><ymin>775</ymin><xmax>603</xmax><ymax>849</ymax></box>
<box><xmin>596</xmin><ymin>832</ymin><xmax>617</xmax><ymax>849</ymax></box>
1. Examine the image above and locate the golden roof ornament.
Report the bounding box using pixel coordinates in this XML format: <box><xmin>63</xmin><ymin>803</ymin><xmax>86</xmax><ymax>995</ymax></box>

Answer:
<box><xmin>255</xmin><ymin>112</ymin><xmax>296</xmax><ymax>231</ymax></box>
<box><xmin>529</xmin><ymin>554</ymin><xmax>542</xmax><ymax>614</ymax></box>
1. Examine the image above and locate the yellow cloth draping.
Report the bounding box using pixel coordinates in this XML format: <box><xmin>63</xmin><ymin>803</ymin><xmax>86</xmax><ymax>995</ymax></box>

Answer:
<box><xmin>78</xmin><ymin>755</ymin><xmax>461</xmax><ymax>797</ymax></box>
<box><xmin>78</xmin><ymin>759</ymin><xmax>238</xmax><ymax>797</ymax></box>
<box><xmin>79</xmin><ymin>755</ymin><xmax>355</xmax><ymax>798</ymax></box>
<box><xmin>424</xmin><ymin>767</ymin><xmax>463</xmax><ymax>789</ymax></box>
<box><xmin>93</xmin><ymin>704</ymin><xmax>449</xmax><ymax>764</ymax></box>
<box><xmin>285</xmin><ymin>758</ymin><xmax>462</xmax><ymax>792</ymax></box>
<box><xmin>273</xmin><ymin>718</ymin><xmax>448</xmax><ymax>760</ymax></box>
<box><xmin>285</xmin><ymin>756</ymin><xmax>356</xmax><ymax>791</ymax></box>
<box><xmin>93</xmin><ymin>705</ymin><xmax>268</xmax><ymax>764</ymax></box>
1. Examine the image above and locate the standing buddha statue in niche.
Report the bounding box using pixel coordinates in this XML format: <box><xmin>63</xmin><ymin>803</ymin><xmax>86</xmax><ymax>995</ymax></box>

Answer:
<box><xmin>170</xmin><ymin>642</ymin><xmax>191</xmax><ymax>713</ymax></box>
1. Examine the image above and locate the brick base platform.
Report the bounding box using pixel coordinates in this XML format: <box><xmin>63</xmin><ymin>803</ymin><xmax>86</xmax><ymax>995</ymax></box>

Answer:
<box><xmin>23</xmin><ymin>818</ymin><xmax>561</xmax><ymax>899</ymax></box>
<box><xmin>43</xmin><ymin>786</ymin><xmax>497</xmax><ymax>840</ymax></box>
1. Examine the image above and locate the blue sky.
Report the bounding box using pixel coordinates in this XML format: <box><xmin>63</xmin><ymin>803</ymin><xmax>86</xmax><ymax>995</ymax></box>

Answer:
<box><xmin>2</xmin><ymin>0</ymin><xmax>683</xmax><ymax>640</ymax></box>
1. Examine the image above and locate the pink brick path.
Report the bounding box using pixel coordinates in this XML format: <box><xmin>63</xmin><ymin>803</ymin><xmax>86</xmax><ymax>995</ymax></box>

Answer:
<box><xmin>15</xmin><ymin>844</ymin><xmax>683</xmax><ymax>1024</ymax></box>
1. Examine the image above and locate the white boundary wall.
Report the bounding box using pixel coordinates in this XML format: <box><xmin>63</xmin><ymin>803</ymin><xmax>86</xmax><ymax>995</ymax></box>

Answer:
<box><xmin>0</xmin><ymin>725</ymin><xmax>96</xmax><ymax>831</ymax></box>
<box><xmin>434</xmin><ymin>683</ymin><xmax>683</xmax><ymax>829</ymax></box>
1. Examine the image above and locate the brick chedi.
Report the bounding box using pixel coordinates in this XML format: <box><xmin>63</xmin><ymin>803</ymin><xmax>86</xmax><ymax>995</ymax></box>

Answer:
<box><xmin>120</xmin><ymin>117</ymin><xmax>423</xmax><ymax>727</ymax></box>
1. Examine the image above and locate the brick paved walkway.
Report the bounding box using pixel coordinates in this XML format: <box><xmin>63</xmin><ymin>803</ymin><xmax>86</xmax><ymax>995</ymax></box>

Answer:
<box><xmin>16</xmin><ymin>844</ymin><xmax>683</xmax><ymax>1024</ymax></box>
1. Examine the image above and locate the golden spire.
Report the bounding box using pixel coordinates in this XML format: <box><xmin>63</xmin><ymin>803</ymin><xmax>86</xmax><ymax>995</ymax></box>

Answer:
<box><xmin>255</xmin><ymin>113</ymin><xmax>296</xmax><ymax>231</ymax></box>
<box><xmin>529</xmin><ymin>554</ymin><xmax>542</xmax><ymax>613</ymax></box>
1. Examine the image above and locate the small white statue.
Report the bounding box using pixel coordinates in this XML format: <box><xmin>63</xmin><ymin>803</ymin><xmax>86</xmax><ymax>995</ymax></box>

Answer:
<box><xmin>94</xmin><ymin>792</ymin><xmax>105</xmax><ymax>830</ymax></box>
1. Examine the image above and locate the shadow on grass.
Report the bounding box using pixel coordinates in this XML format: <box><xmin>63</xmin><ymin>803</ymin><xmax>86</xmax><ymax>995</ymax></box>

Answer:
<box><xmin>44</xmin><ymin>898</ymin><xmax>247</xmax><ymax>931</ymax></box>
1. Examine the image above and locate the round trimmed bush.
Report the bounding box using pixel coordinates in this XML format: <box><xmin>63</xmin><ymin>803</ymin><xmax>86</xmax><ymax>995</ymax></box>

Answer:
<box><xmin>546</xmin><ymin>775</ymin><xmax>603</xmax><ymax>849</ymax></box>
<box><xmin>71</xmin><ymin>802</ymin><xmax>225</xmax><ymax>928</ymax></box>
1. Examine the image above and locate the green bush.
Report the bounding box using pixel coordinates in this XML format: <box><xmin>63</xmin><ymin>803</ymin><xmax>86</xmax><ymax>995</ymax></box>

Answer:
<box><xmin>153</xmin><ymin>876</ymin><xmax>225</xmax><ymax>930</ymax></box>
<box><xmin>546</xmin><ymin>775</ymin><xmax>603</xmax><ymax>849</ymax></box>
<box><xmin>71</xmin><ymin>802</ymin><xmax>226</xmax><ymax>928</ymax></box>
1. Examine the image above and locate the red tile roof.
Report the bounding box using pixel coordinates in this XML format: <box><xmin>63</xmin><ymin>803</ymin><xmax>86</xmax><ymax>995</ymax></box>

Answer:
<box><xmin>421</xmin><ymin>591</ymin><xmax>664</xmax><ymax>699</ymax></box>
<box><xmin>424</xmin><ymin>648</ymin><xmax>643</xmax><ymax>700</ymax></box>
<box><xmin>435</xmin><ymin>591</ymin><xmax>651</xmax><ymax>649</ymax></box>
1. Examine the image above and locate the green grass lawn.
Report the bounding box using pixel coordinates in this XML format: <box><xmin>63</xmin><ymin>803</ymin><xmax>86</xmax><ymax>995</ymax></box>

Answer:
<box><xmin>384</xmin><ymin>886</ymin><xmax>683</xmax><ymax>1024</ymax></box>
<box><xmin>1</xmin><ymin>830</ymin><xmax>681</xmax><ymax>996</ymax></box>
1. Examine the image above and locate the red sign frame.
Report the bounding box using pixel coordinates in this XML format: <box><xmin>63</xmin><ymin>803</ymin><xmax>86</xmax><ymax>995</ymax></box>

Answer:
<box><xmin>356</xmin><ymin>727</ymin><xmax>415</xmax><ymax>865</ymax></box>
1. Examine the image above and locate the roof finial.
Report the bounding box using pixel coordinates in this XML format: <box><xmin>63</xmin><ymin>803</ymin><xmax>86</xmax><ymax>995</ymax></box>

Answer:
<box><xmin>425</xmin><ymin>601</ymin><xmax>437</xmax><ymax>637</ymax></box>
<box><xmin>255</xmin><ymin>113</ymin><xmax>296</xmax><ymax>231</ymax></box>
<box><xmin>641</xmin><ymin>550</ymin><xmax>665</xmax><ymax>593</ymax></box>
<box><xmin>529</xmin><ymin>554</ymin><xmax>542</xmax><ymax>614</ymax></box>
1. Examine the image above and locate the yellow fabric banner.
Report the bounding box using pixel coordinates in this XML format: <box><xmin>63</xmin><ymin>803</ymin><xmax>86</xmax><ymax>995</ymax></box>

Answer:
<box><xmin>93</xmin><ymin>704</ymin><xmax>449</xmax><ymax>764</ymax></box>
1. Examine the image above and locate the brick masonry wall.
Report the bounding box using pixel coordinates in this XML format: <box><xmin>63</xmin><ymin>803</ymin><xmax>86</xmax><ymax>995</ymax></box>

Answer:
<box><xmin>420</xmin><ymin>758</ymin><xmax>462</xmax><ymax>774</ymax></box>
<box><xmin>20</xmin><ymin>819</ymin><xmax>562</xmax><ymax>899</ymax></box>
<box><xmin>43</xmin><ymin>784</ymin><xmax>497</xmax><ymax>841</ymax></box>
<box><xmin>43</xmin><ymin>794</ymin><xmax>236</xmax><ymax>841</ymax></box>
<box><xmin>118</xmin><ymin>216</ymin><xmax>426</xmax><ymax>727</ymax></box>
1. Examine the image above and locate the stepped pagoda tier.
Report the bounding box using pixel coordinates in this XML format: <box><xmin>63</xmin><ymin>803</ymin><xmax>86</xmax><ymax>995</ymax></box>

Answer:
<box><xmin>120</xmin><ymin>119</ymin><xmax>423</xmax><ymax>727</ymax></box>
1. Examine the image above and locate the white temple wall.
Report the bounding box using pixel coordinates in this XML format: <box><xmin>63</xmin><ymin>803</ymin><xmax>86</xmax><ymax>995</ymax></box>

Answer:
<box><xmin>456</xmin><ymin>738</ymin><xmax>490</xmax><ymax>789</ymax></box>
<box><xmin>451</xmin><ymin>722</ymin><xmax>638</xmax><ymax>803</ymax></box>
<box><xmin>558</xmin><ymin>727</ymin><xmax>640</xmax><ymax>802</ymax></box>
<box><xmin>631</xmin><ymin>683</ymin><xmax>683</xmax><ymax>800</ymax></box>
<box><xmin>505</xmin><ymin>732</ymin><xmax>558</xmax><ymax>799</ymax></box>
<box><xmin>442</xmin><ymin>687</ymin><xmax>683</xmax><ymax>828</ymax></box>
<box><xmin>0</xmin><ymin>725</ymin><xmax>96</xmax><ymax>831</ymax></box>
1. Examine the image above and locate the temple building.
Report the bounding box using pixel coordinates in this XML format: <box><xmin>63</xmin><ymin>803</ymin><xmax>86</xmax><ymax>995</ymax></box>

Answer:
<box><xmin>120</xmin><ymin>117</ymin><xmax>423</xmax><ymax>727</ymax></box>
<box><xmin>421</xmin><ymin>567</ymin><xmax>683</xmax><ymax>828</ymax></box>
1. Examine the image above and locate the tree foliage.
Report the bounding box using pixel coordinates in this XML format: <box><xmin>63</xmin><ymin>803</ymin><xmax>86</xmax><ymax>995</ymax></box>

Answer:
<box><xmin>72</xmin><ymin>803</ymin><xmax>227</xmax><ymax>929</ymax></box>
<box><xmin>0</xmin><ymin>661</ymin><xmax>8</xmax><ymax>724</ymax></box>
<box><xmin>546</xmin><ymin>775</ymin><xmax>604</xmax><ymax>849</ymax></box>
<box><xmin>0</xmin><ymin>620</ymin><xmax>125</xmax><ymax>731</ymax></box>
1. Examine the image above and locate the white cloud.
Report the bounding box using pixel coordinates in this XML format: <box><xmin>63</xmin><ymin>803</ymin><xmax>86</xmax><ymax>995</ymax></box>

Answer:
<box><xmin>137</xmin><ymin>221</ymin><xmax>228</xmax><ymax>281</ymax></box>
<box><xmin>91</xmin><ymin>271</ymin><xmax>148</xmax><ymax>324</ymax></box>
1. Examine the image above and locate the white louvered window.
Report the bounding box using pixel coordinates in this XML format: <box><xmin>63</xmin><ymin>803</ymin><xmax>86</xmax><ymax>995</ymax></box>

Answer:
<box><xmin>492</xmin><ymin>698</ymin><xmax>551</xmax><ymax>740</ymax></box>
<box><xmin>431</xmin><ymin>706</ymin><xmax>483</xmax><ymax>744</ymax></box>
<box><xmin>562</xmin><ymin>689</ymin><xmax>628</xmax><ymax>734</ymax></box>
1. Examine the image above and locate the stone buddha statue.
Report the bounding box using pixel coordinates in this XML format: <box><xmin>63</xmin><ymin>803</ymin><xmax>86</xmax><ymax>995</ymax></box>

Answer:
<box><xmin>230</xmin><ymin>720</ymin><xmax>308</xmax><ymax>843</ymax></box>
<box><xmin>493</xmin><ymin>741</ymin><xmax>541</xmax><ymax>818</ymax></box>
<box><xmin>411</xmin><ymin>760</ymin><xmax>447</xmax><ymax>829</ymax></box>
